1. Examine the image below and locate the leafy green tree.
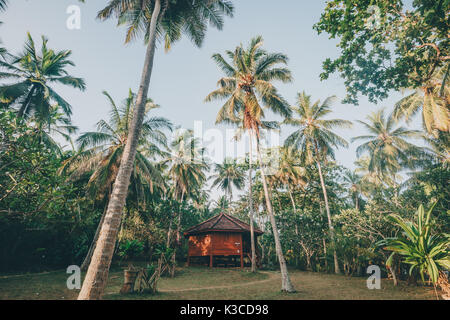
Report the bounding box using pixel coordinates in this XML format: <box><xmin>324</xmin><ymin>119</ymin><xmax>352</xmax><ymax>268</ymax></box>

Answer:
<box><xmin>0</xmin><ymin>110</ymin><xmax>98</xmax><ymax>271</ymax></box>
<box><xmin>334</xmin><ymin>207</ymin><xmax>395</xmax><ymax>279</ymax></box>
<box><xmin>206</xmin><ymin>36</ymin><xmax>295</xmax><ymax>290</ymax></box>
<box><xmin>0</xmin><ymin>33</ymin><xmax>85</xmax><ymax>123</ymax></box>
<box><xmin>79</xmin><ymin>0</ymin><xmax>233</xmax><ymax>300</ymax></box>
<box><xmin>314</xmin><ymin>0</ymin><xmax>449</xmax><ymax>106</ymax></box>
<box><xmin>285</xmin><ymin>91</ymin><xmax>352</xmax><ymax>274</ymax></box>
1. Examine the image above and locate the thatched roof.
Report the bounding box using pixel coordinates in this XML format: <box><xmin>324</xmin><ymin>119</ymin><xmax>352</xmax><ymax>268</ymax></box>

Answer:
<box><xmin>184</xmin><ymin>213</ymin><xmax>264</xmax><ymax>237</ymax></box>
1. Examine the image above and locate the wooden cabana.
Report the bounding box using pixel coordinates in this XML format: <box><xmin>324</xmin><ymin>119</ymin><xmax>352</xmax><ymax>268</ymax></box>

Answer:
<box><xmin>184</xmin><ymin>213</ymin><xmax>264</xmax><ymax>268</ymax></box>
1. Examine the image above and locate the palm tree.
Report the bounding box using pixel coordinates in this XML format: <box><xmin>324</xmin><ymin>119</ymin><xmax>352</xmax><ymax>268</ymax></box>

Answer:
<box><xmin>342</xmin><ymin>170</ymin><xmax>362</xmax><ymax>210</ymax></box>
<box><xmin>214</xmin><ymin>195</ymin><xmax>230</xmax><ymax>210</ymax></box>
<box><xmin>393</xmin><ymin>65</ymin><xmax>450</xmax><ymax>135</ymax></box>
<box><xmin>0</xmin><ymin>0</ymin><xmax>8</xmax><ymax>58</ymax></box>
<box><xmin>79</xmin><ymin>1</ymin><xmax>233</xmax><ymax>300</ymax></box>
<box><xmin>210</xmin><ymin>157</ymin><xmax>245</xmax><ymax>210</ymax></box>
<box><xmin>0</xmin><ymin>33</ymin><xmax>85</xmax><ymax>123</ymax></box>
<box><xmin>268</xmin><ymin>147</ymin><xmax>307</xmax><ymax>212</ymax></box>
<box><xmin>32</xmin><ymin>104</ymin><xmax>79</xmax><ymax>153</ymax></box>
<box><xmin>284</xmin><ymin>92</ymin><xmax>352</xmax><ymax>274</ymax></box>
<box><xmin>354</xmin><ymin>156</ymin><xmax>388</xmax><ymax>192</ymax></box>
<box><xmin>352</xmin><ymin>108</ymin><xmax>423</xmax><ymax>188</ymax></box>
<box><xmin>164</xmin><ymin>129</ymin><xmax>209</xmax><ymax>275</ymax></box>
<box><xmin>206</xmin><ymin>36</ymin><xmax>295</xmax><ymax>291</ymax></box>
<box><xmin>0</xmin><ymin>0</ymin><xmax>7</xmax><ymax>11</ymax></box>
<box><xmin>424</xmin><ymin>132</ymin><xmax>450</xmax><ymax>167</ymax></box>
<box><xmin>62</xmin><ymin>90</ymin><xmax>172</xmax><ymax>271</ymax></box>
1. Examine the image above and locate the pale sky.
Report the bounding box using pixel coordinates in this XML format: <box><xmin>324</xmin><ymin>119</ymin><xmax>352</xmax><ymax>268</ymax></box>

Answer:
<box><xmin>1</xmin><ymin>0</ymin><xmax>423</xmax><ymax>200</ymax></box>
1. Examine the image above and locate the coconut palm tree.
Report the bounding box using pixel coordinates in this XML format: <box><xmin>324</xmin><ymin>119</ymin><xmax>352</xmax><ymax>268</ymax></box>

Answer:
<box><xmin>284</xmin><ymin>91</ymin><xmax>352</xmax><ymax>274</ymax></box>
<box><xmin>0</xmin><ymin>33</ymin><xmax>85</xmax><ymax>122</ymax></box>
<box><xmin>0</xmin><ymin>0</ymin><xmax>8</xmax><ymax>58</ymax></box>
<box><xmin>0</xmin><ymin>0</ymin><xmax>7</xmax><ymax>10</ymax></box>
<box><xmin>62</xmin><ymin>90</ymin><xmax>172</xmax><ymax>271</ymax></box>
<box><xmin>65</xmin><ymin>89</ymin><xmax>171</xmax><ymax>200</ymax></box>
<box><xmin>354</xmin><ymin>156</ymin><xmax>389</xmax><ymax>192</ymax></box>
<box><xmin>164</xmin><ymin>129</ymin><xmax>209</xmax><ymax>275</ymax></box>
<box><xmin>206</xmin><ymin>36</ymin><xmax>295</xmax><ymax>291</ymax></box>
<box><xmin>342</xmin><ymin>170</ymin><xmax>362</xmax><ymax>210</ymax></box>
<box><xmin>393</xmin><ymin>65</ymin><xmax>450</xmax><ymax>135</ymax></box>
<box><xmin>210</xmin><ymin>157</ymin><xmax>245</xmax><ymax>210</ymax></box>
<box><xmin>214</xmin><ymin>195</ymin><xmax>230</xmax><ymax>210</ymax></box>
<box><xmin>268</xmin><ymin>147</ymin><xmax>307</xmax><ymax>212</ymax></box>
<box><xmin>79</xmin><ymin>1</ymin><xmax>233</xmax><ymax>300</ymax></box>
<box><xmin>32</xmin><ymin>104</ymin><xmax>79</xmax><ymax>153</ymax></box>
<box><xmin>352</xmin><ymin>108</ymin><xmax>423</xmax><ymax>188</ymax></box>
<box><xmin>424</xmin><ymin>132</ymin><xmax>450</xmax><ymax>167</ymax></box>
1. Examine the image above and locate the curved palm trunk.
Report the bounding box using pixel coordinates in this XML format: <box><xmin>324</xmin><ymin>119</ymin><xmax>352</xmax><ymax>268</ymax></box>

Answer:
<box><xmin>78</xmin><ymin>0</ymin><xmax>162</xmax><ymax>300</ymax></box>
<box><xmin>248</xmin><ymin>132</ymin><xmax>256</xmax><ymax>272</ymax></box>
<box><xmin>80</xmin><ymin>201</ymin><xmax>108</xmax><ymax>271</ymax></box>
<box><xmin>254</xmin><ymin>134</ymin><xmax>295</xmax><ymax>292</ymax></box>
<box><xmin>316</xmin><ymin>160</ymin><xmax>340</xmax><ymax>274</ymax></box>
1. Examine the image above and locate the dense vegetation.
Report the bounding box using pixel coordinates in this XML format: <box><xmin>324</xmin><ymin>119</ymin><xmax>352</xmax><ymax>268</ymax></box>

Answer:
<box><xmin>0</xmin><ymin>0</ymin><xmax>448</xmax><ymax>299</ymax></box>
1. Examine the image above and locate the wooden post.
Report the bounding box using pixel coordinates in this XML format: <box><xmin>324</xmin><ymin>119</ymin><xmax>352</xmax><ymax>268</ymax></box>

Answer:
<box><xmin>240</xmin><ymin>234</ymin><xmax>244</xmax><ymax>269</ymax></box>
<box><xmin>210</xmin><ymin>233</ymin><xmax>213</xmax><ymax>268</ymax></box>
<box><xmin>187</xmin><ymin>255</ymin><xmax>190</xmax><ymax>267</ymax></box>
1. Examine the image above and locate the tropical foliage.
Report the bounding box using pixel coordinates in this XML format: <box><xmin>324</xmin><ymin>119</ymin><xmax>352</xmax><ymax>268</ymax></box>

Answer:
<box><xmin>379</xmin><ymin>204</ymin><xmax>450</xmax><ymax>285</ymax></box>
<box><xmin>0</xmin><ymin>0</ymin><xmax>448</xmax><ymax>301</ymax></box>
<box><xmin>0</xmin><ymin>33</ymin><xmax>85</xmax><ymax>122</ymax></box>
<box><xmin>353</xmin><ymin>108</ymin><xmax>423</xmax><ymax>187</ymax></box>
<box><xmin>207</xmin><ymin>36</ymin><xmax>296</xmax><ymax>291</ymax></box>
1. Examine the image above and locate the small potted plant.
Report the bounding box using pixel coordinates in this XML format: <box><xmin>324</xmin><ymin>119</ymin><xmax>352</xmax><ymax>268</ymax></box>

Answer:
<box><xmin>118</xmin><ymin>239</ymin><xmax>144</xmax><ymax>294</ymax></box>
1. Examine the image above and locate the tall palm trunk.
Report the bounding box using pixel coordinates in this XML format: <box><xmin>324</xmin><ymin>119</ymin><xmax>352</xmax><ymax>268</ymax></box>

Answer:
<box><xmin>248</xmin><ymin>131</ymin><xmax>256</xmax><ymax>272</ymax></box>
<box><xmin>254</xmin><ymin>133</ymin><xmax>295</xmax><ymax>292</ymax></box>
<box><xmin>77</xmin><ymin>0</ymin><xmax>162</xmax><ymax>300</ymax></box>
<box><xmin>166</xmin><ymin>217</ymin><xmax>173</xmax><ymax>248</ymax></box>
<box><xmin>81</xmin><ymin>187</ymin><xmax>113</xmax><ymax>271</ymax></box>
<box><xmin>80</xmin><ymin>200</ymin><xmax>108</xmax><ymax>271</ymax></box>
<box><xmin>316</xmin><ymin>160</ymin><xmax>340</xmax><ymax>274</ymax></box>
<box><xmin>288</xmin><ymin>187</ymin><xmax>301</xmax><ymax>268</ymax></box>
<box><xmin>171</xmin><ymin>190</ymin><xmax>185</xmax><ymax>277</ymax></box>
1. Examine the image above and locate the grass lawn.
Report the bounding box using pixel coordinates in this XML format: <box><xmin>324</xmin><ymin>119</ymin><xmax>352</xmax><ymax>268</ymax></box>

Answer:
<box><xmin>0</xmin><ymin>266</ymin><xmax>437</xmax><ymax>300</ymax></box>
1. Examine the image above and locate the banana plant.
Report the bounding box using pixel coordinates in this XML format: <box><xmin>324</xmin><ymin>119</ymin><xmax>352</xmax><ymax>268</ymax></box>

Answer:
<box><xmin>378</xmin><ymin>203</ymin><xmax>450</xmax><ymax>284</ymax></box>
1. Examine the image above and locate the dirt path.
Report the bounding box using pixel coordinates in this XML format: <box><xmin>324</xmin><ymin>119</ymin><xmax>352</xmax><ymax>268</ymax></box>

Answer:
<box><xmin>0</xmin><ymin>270</ymin><xmax>65</xmax><ymax>279</ymax></box>
<box><xmin>159</xmin><ymin>271</ymin><xmax>279</xmax><ymax>293</ymax></box>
